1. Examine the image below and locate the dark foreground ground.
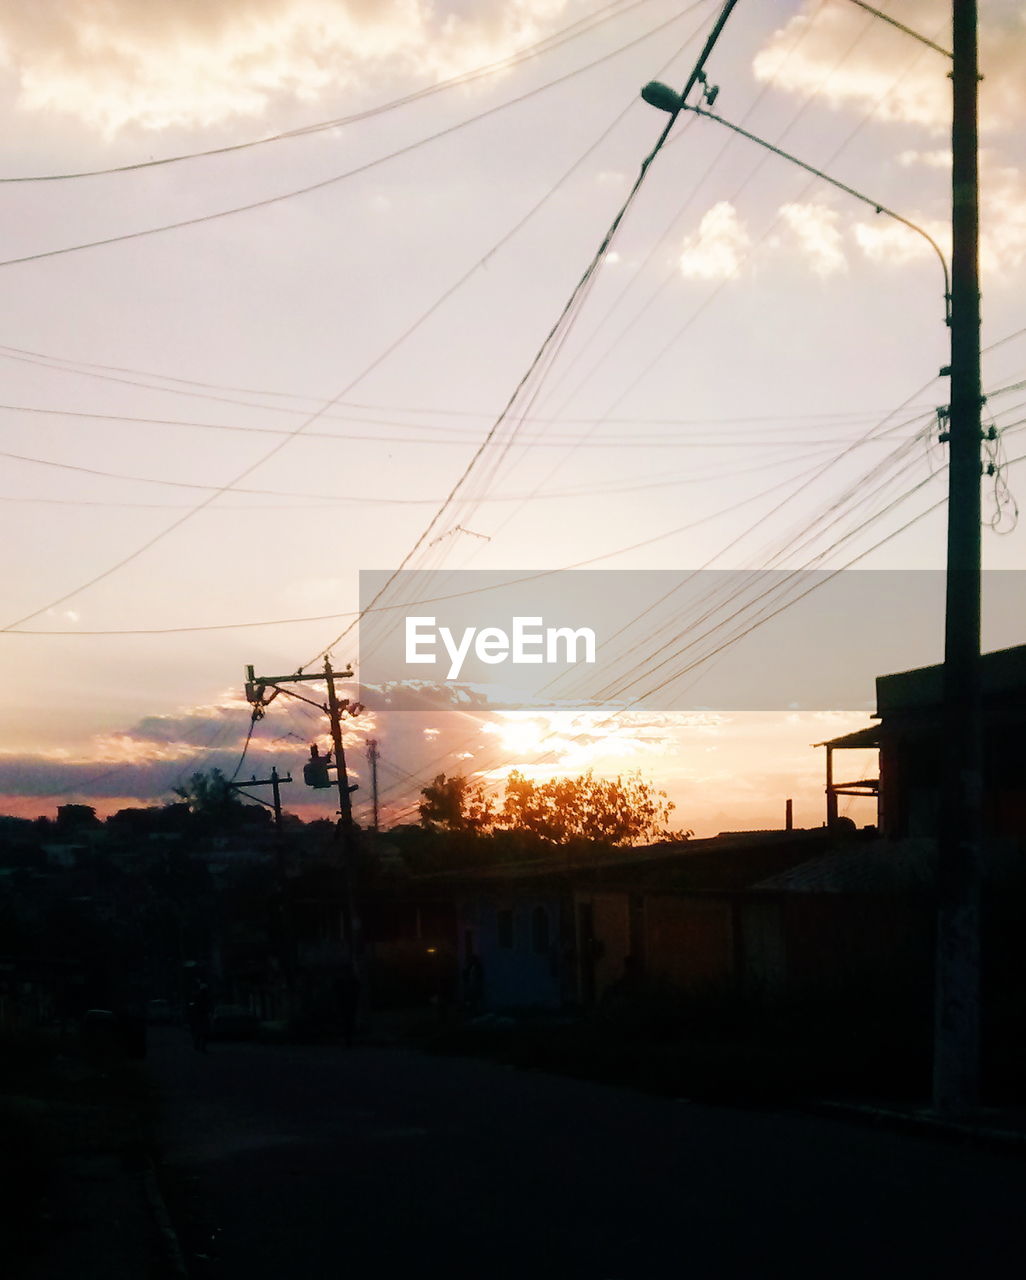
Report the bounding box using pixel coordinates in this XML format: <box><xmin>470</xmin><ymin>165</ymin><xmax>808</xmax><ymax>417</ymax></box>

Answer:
<box><xmin>148</xmin><ymin>1027</ymin><xmax>1026</xmax><ymax>1279</ymax></box>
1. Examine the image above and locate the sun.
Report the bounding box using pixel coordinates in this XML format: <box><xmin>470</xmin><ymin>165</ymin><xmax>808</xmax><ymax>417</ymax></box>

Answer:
<box><xmin>480</xmin><ymin>709</ymin><xmax>661</xmax><ymax>779</ymax></box>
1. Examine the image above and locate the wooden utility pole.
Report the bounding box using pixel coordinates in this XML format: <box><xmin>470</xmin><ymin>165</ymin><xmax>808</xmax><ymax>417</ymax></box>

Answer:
<box><xmin>367</xmin><ymin>739</ymin><xmax>380</xmax><ymax>834</ymax></box>
<box><xmin>228</xmin><ymin>767</ymin><xmax>296</xmax><ymax>1000</ymax></box>
<box><xmin>323</xmin><ymin>657</ymin><xmax>358</xmax><ymax>955</ymax></box>
<box><xmin>934</xmin><ymin>0</ymin><xmax>983</xmax><ymax>1114</ymax></box>
<box><xmin>244</xmin><ymin>660</ymin><xmax>360</xmax><ymax>957</ymax></box>
<box><xmin>229</xmin><ymin>766</ymin><xmax>290</xmax><ymax>830</ymax></box>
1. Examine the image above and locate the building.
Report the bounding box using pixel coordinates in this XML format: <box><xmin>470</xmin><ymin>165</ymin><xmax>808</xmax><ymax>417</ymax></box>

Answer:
<box><xmin>410</xmin><ymin>829</ymin><xmax>848</xmax><ymax>1012</ymax></box>
<box><xmin>820</xmin><ymin>642</ymin><xmax>1026</xmax><ymax>841</ymax></box>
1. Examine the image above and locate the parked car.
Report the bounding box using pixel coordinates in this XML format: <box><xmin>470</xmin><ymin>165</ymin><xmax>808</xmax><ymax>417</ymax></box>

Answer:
<box><xmin>209</xmin><ymin>1004</ymin><xmax>259</xmax><ymax>1039</ymax></box>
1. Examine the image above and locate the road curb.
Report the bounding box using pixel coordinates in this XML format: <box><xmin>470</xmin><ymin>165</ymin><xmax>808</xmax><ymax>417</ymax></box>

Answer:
<box><xmin>143</xmin><ymin>1159</ymin><xmax>189</xmax><ymax>1279</ymax></box>
<box><xmin>807</xmin><ymin>1099</ymin><xmax>1026</xmax><ymax>1154</ymax></box>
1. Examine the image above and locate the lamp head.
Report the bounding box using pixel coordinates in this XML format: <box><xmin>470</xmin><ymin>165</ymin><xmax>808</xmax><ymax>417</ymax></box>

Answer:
<box><xmin>640</xmin><ymin>80</ymin><xmax>682</xmax><ymax>114</ymax></box>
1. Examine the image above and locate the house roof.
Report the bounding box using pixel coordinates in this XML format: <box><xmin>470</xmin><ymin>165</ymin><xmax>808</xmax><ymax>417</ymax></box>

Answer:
<box><xmin>753</xmin><ymin>834</ymin><xmax>1025</xmax><ymax>894</ymax></box>
<box><xmin>413</xmin><ymin>828</ymin><xmax>843</xmax><ymax>895</ymax></box>
<box><xmin>753</xmin><ymin>839</ymin><xmax>935</xmax><ymax>894</ymax></box>
<box><xmin>818</xmin><ymin>644</ymin><xmax>1026</xmax><ymax>749</ymax></box>
<box><xmin>876</xmin><ymin>642</ymin><xmax>1026</xmax><ymax>716</ymax></box>
<box><xmin>814</xmin><ymin>725</ymin><xmax>881</xmax><ymax>750</ymax></box>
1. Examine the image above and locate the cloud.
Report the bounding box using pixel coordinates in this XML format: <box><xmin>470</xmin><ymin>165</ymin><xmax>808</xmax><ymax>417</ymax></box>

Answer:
<box><xmin>0</xmin><ymin>701</ymin><xmax>867</xmax><ymax>836</ymax></box>
<box><xmin>752</xmin><ymin>0</ymin><xmax>1026</xmax><ymax>134</ymax></box>
<box><xmin>680</xmin><ymin>157</ymin><xmax>1026</xmax><ymax>284</ymax></box>
<box><xmin>0</xmin><ymin>699</ymin><xmax>258</xmax><ymax>801</ymax></box>
<box><xmin>0</xmin><ymin>0</ymin><xmax>572</xmax><ymax>135</ymax></box>
<box><xmin>897</xmin><ymin>149</ymin><xmax>951</xmax><ymax>169</ymax></box>
<box><xmin>778</xmin><ymin>201</ymin><xmax>847</xmax><ymax>277</ymax></box>
<box><xmin>678</xmin><ymin>201</ymin><xmax>751</xmax><ymax>281</ymax></box>
<box><xmin>853</xmin><ymin>153</ymin><xmax>1026</xmax><ymax>276</ymax></box>
<box><xmin>678</xmin><ymin>199</ymin><xmax>847</xmax><ymax>281</ymax></box>
<box><xmin>852</xmin><ymin>216</ymin><xmax>948</xmax><ymax>268</ymax></box>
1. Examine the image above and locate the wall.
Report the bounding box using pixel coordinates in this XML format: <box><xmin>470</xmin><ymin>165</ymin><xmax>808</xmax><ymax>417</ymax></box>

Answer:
<box><xmin>461</xmin><ymin>896</ymin><xmax>564</xmax><ymax>1010</ymax></box>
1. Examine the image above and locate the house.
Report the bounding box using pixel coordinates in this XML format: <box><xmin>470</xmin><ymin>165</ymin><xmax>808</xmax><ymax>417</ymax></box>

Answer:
<box><xmin>819</xmin><ymin>642</ymin><xmax>1026</xmax><ymax>840</ymax></box>
<box><xmin>568</xmin><ymin>829</ymin><xmax>886</xmax><ymax>1007</ymax></box>
<box><xmin>409</xmin><ymin>828</ymin><xmax>847</xmax><ymax>1011</ymax></box>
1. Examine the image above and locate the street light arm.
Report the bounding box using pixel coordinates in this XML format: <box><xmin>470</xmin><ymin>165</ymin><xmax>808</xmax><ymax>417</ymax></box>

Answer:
<box><xmin>682</xmin><ymin>103</ymin><xmax>952</xmax><ymax>327</ymax></box>
<box><xmin>846</xmin><ymin>1</ymin><xmax>952</xmax><ymax>59</ymax></box>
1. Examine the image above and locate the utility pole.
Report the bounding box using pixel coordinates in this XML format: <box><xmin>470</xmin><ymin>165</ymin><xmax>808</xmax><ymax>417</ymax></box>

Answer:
<box><xmin>367</xmin><ymin>739</ymin><xmax>380</xmax><ymax>834</ymax></box>
<box><xmin>935</xmin><ymin>0</ymin><xmax>983</xmax><ymax>1114</ymax></box>
<box><xmin>323</xmin><ymin>657</ymin><xmax>359</xmax><ymax>955</ymax></box>
<box><xmin>229</xmin><ymin>765</ymin><xmax>290</xmax><ymax>830</ymax></box>
<box><xmin>245</xmin><ymin>659</ymin><xmax>361</xmax><ymax>958</ymax></box>
<box><xmin>228</xmin><ymin>767</ymin><xmax>296</xmax><ymax>1009</ymax></box>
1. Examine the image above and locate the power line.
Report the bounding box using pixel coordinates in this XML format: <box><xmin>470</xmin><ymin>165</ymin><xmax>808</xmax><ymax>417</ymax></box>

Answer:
<box><xmin>553</xmin><ymin>419</ymin><xmax>939</xmax><ymax>701</ymax></box>
<box><xmin>2</xmin><ymin>445</ymin><xmax>844</xmax><ymax>636</ymax></box>
<box><xmin>1</xmin><ymin>11</ymin><xmax>709</xmax><ymax>635</ymax></box>
<box><xmin>0</xmin><ymin>339</ymin><xmax>940</xmax><ymax>427</ymax></box>
<box><xmin>589</xmin><ymin>396</ymin><xmax>953</xmax><ymax>698</ymax></box>
<box><xmin>845</xmin><ymin>0</ymin><xmax>953</xmax><ymax>58</ymax></box>
<box><xmin>577</xmin><ymin>12</ymin><xmax>952</xmax><ymax>443</ymax></box>
<box><xmin>398</xmin><ymin>394</ymin><xmax>978</xmax><ymax>793</ymax></box>
<box><xmin>506</xmin><ymin>0</ymin><xmax>845</xmax><ymax>430</ymax></box>
<box><xmin>635</xmin><ymin>484</ymin><xmax>953</xmax><ymax>704</ymax></box>
<box><xmin>555</xmin><ymin>423</ymin><xmax>939</xmax><ymax>697</ymax></box>
<box><xmin>308</xmin><ymin>0</ymin><xmax>743</xmax><ymax>670</ymax></box>
<box><xmin>621</xmin><ymin>465</ymin><xmax>948</xmax><ymax>704</ymax></box>
<box><xmin>0</xmin><ymin>436</ymin><xmax>862</xmax><ymax>514</ymax></box>
<box><xmin>385</xmin><ymin>471</ymin><xmax>966</xmax><ymax>817</ymax></box>
<box><xmin>360</xmin><ymin>372</ymin><xmax>1026</xmax><ymax>818</ymax></box>
<box><xmin>0</xmin><ymin>400</ymin><xmax>911</xmax><ymax>448</ymax></box>
<box><xmin>229</xmin><ymin>712</ymin><xmax>261</xmax><ymax>783</ymax></box>
<box><xmin>0</xmin><ymin>0</ymin><xmax>647</xmax><ymax>183</ymax></box>
<box><xmin>0</xmin><ymin>3</ymin><xmax>705</xmax><ymax>271</ymax></box>
<box><xmin>446</xmin><ymin>4</ymin><xmax>929</xmax><ymax>569</ymax></box>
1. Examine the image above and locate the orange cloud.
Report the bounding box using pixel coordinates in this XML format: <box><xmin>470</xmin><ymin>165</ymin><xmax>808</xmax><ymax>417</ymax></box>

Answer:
<box><xmin>0</xmin><ymin>0</ymin><xmax>573</xmax><ymax>135</ymax></box>
<box><xmin>752</xmin><ymin>0</ymin><xmax>1026</xmax><ymax>134</ymax></box>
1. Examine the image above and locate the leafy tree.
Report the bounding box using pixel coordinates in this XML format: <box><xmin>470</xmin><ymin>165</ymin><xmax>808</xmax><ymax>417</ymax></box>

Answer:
<box><xmin>172</xmin><ymin>767</ymin><xmax>235</xmax><ymax>816</ymax></box>
<box><xmin>501</xmin><ymin>770</ymin><xmax>689</xmax><ymax>848</ymax></box>
<box><xmin>418</xmin><ymin>773</ymin><xmax>495</xmax><ymax>833</ymax></box>
<box><xmin>170</xmin><ymin>767</ymin><xmax>270</xmax><ymax>832</ymax></box>
<box><xmin>415</xmin><ymin>768</ymin><xmax>689</xmax><ymax>850</ymax></box>
<box><xmin>56</xmin><ymin>804</ymin><xmax>101</xmax><ymax>833</ymax></box>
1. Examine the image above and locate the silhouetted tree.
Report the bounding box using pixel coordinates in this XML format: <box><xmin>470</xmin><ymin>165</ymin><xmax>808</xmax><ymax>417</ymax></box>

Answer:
<box><xmin>56</xmin><ymin>803</ymin><xmax>101</xmax><ymax>833</ymax></box>
<box><xmin>416</xmin><ymin>769</ymin><xmax>689</xmax><ymax>851</ymax></box>
<box><xmin>172</xmin><ymin>768</ymin><xmax>235</xmax><ymax>817</ymax></box>
<box><xmin>418</xmin><ymin>773</ymin><xmax>495</xmax><ymax>833</ymax></box>
<box><xmin>170</xmin><ymin>768</ymin><xmax>274</xmax><ymax>835</ymax></box>
<box><xmin>501</xmin><ymin>770</ymin><xmax>689</xmax><ymax>848</ymax></box>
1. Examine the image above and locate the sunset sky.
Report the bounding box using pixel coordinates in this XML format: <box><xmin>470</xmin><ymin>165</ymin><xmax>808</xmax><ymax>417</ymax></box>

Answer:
<box><xmin>1</xmin><ymin>0</ymin><xmax>1024</xmax><ymax>835</ymax></box>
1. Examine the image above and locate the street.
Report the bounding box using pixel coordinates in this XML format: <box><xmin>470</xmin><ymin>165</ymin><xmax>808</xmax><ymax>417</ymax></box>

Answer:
<box><xmin>148</xmin><ymin>1027</ymin><xmax>1025</xmax><ymax>1277</ymax></box>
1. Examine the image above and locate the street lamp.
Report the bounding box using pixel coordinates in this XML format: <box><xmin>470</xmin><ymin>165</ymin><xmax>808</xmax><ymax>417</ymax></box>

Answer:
<box><xmin>640</xmin><ymin>80</ymin><xmax>683</xmax><ymax>115</ymax></box>
<box><xmin>639</xmin><ymin>86</ymin><xmax>951</xmax><ymax>325</ymax></box>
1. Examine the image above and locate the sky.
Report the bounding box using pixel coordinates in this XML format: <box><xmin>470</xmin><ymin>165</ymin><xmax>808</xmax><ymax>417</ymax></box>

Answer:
<box><xmin>1</xmin><ymin>0</ymin><xmax>1024</xmax><ymax>835</ymax></box>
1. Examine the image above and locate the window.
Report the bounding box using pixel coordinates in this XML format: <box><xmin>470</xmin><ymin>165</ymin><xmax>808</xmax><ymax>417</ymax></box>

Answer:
<box><xmin>497</xmin><ymin>908</ymin><xmax>514</xmax><ymax>949</ymax></box>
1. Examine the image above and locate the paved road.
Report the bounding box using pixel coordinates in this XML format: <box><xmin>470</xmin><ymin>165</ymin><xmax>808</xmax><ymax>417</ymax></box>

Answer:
<box><xmin>150</xmin><ymin>1029</ymin><xmax>1023</xmax><ymax>1278</ymax></box>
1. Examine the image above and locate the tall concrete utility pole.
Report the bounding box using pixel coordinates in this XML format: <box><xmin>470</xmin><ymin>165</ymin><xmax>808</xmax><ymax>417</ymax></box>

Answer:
<box><xmin>935</xmin><ymin>0</ymin><xmax>983</xmax><ymax>1115</ymax></box>
<box><xmin>367</xmin><ymin>739</ymin><xmax>380</xmax><ymax>834</ymax></box>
